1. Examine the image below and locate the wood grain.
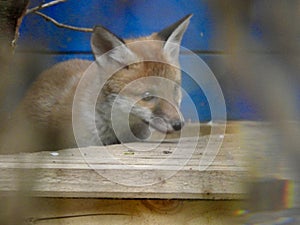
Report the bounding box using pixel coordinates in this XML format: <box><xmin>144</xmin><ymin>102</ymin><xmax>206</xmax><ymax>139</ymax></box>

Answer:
<box><xmin>0</xmin><ymin>198</ymin><xmax>244</xmax><ymax>225</ymax></box>
<box><xmin>0</xmin><ymin>123</ymin><xmax>247</xmax><ymax>199</ymax></box>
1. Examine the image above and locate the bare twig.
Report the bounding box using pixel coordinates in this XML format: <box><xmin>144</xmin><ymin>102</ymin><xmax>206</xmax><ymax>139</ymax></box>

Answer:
<box><xmin>34</xmin><ymin>11</ymin><xmax>93</xmax><ymax>32</ymax></box>
<box><xmin>25</xmin><ymin>0</ymin><xmax>93</xmax><ymax>32</ymax></box>
<box><xmin>26</xmin><ymin>0</ymin><xmax>67</xmax><ymax>15</ymax></box>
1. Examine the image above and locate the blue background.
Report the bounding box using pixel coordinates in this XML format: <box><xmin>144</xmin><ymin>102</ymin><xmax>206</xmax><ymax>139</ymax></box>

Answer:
<box><xmin>17</xmin><ymin>0</ymin><xmax>266</xmax><ymax>121</ymax></box>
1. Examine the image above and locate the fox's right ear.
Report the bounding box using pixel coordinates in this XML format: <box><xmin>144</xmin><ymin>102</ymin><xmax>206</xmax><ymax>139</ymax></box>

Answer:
<box><xmin>91</xmin><ymin>26</ymin><xmax>137</xmax><ymax>67</ymax></box>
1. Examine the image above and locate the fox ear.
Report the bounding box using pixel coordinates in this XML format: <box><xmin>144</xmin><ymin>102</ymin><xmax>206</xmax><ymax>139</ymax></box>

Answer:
<box><xmin>157</xmin><ymin>14</ymin><xmax>192</xmax><ymax>60</ymax></box>
<box><xmin>91</xmin><ymin>26</ymin><xmax>137</xmax><ymax>67</ymax></box>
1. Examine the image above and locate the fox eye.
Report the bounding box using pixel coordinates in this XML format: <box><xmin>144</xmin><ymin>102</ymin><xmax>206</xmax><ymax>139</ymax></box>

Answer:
<box><xmin>142</xmin><ymin>91</ymin><xmax>156</xmax><ymax>101</ymax></box>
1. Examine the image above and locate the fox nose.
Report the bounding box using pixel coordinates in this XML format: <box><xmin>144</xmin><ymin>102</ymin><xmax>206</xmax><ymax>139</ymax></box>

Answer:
<box><xmin>171</xmin><ymin>120</ymin><xmax>184</xmax><ymax>131</ymax></box>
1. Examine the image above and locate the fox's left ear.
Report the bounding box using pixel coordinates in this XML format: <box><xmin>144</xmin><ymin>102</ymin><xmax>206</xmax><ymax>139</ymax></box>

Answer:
<box><xmin>157</xmin><ymin>14</ymin><xmax>192</xmax><ymax>60</ymax></box>
<box><xmin>91</xmin><ymin>26</ymin><xmax>138</xmax><ymax>68</ymax></box>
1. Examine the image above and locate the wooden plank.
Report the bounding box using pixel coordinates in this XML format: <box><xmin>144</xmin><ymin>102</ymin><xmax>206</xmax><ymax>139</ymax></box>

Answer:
<box><xmin>1</xmin><ymin>121</ymin><xmax>297</xmax><ymax>225</ymax></box>
<box><xmin>0</xmin><ymin>198</ymin><xmax>244</xmax><ymax>225</ymax></box>
<box><xmin>0</xmin><ymin>122</ymin><xmax>247</xmax><ymax>200</ymax></box>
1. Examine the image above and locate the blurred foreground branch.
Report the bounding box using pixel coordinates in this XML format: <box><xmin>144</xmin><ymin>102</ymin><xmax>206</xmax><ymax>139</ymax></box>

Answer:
<box><xmin>208</xmin><ymin>0</ymin><xmax>300</xmax><ymax>223</ymax></box>
<box><xmin>0</xmin><ymin>0</ymin><xmax>29</xmax><ymax>121</ymax></box>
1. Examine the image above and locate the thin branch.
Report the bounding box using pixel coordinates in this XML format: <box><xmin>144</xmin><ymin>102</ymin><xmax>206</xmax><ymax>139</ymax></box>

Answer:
<box><xmin>26</xmin><ymin>0</ymin><xmax>67</xmax><ymax>15</ymax></box>
<box><xmin>34</xmin><ymin>11</ymin><xmax>93</xmax><ymax>32</ymax></box>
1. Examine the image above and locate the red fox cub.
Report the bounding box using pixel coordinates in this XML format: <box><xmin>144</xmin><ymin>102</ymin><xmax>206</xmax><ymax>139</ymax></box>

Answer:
<box><xmin>3</xmin><ymin>14</ymin><xmax>192</xmax><ymax>152</ymax></box>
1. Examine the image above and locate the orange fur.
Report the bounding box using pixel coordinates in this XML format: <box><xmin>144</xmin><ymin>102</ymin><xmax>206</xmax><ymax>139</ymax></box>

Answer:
<box><xmin>1</xmin><ymin>15</ymin><xmax>191</xmax><ymax>152</ymax></box>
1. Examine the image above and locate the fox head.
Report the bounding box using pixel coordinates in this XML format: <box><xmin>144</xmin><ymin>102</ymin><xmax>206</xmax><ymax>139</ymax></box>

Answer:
<box><xmin>90</xmin><ymin>15</ymin><xmax>192</xmax><ymax>143</ymax></box>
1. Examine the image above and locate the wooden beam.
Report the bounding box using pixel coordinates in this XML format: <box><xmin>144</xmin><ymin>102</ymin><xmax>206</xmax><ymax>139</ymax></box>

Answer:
<box><xmin>0</xmin><ymin>198</ymin><xmax>244</xmax><ymax>225</ymax></box>
<box><xmin>0</xmin><ymin>123</ymin><xmax>247</xmax><ymax>199</ymax></box>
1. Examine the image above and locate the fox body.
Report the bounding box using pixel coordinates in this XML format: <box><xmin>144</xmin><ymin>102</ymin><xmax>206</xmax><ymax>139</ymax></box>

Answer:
<box><xmin>9</xmin><ymin>15</ymin><xmax>191</xmax><ymax>151</ymax></box>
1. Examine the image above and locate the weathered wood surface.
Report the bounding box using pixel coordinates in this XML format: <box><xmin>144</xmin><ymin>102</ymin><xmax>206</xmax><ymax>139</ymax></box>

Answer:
<box><xmin>0</xmin><ymin>198</ymin><xmax>244</xmax><ymax>225</ymax></box>
<box><xmin>0</xmin><ymin>122</ymin><xmax>247</xmax><ymax>199</ymax></box>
